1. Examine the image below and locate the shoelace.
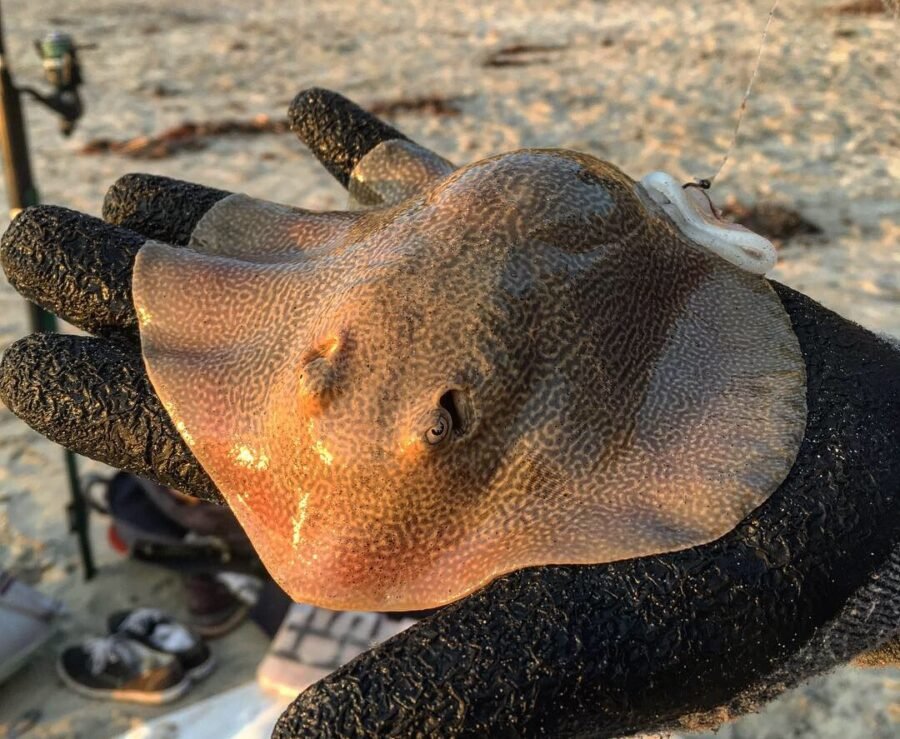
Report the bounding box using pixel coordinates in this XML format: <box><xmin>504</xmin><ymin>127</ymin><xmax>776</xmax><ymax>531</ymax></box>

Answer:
<box><xmin>84</xmin><ymin>635</ymin><xmax>135</xmax><ymax>675</ymax></box>
<box><xmin>120</xmin><ymin>607</ymin><xmax>195</xmax><ymax>652</ymax></box>
<box><xmin>119</xmin><ymin>607</ymin><xmax>167</xmax><ymax>636</ymax></box>
<box><xmin>216</xmin><ymin>572</ymin><xmax>263</xmax><ymax>605</ymax></box>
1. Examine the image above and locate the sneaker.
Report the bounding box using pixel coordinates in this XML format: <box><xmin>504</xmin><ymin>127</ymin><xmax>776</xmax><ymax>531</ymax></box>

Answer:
<box><xmin>57</xmin><ymin>634</ymin><xmax>190</xmax><ymax>704</ymax></box>
<box><xmin>107</xmin><ymin>608</ymin><xmax>216</xmax><ymax>682</ymax></box>
<box><xmin>183</xmin><ymin>574</ymin><xmax>249</xmax><ymax>638</ymax></box>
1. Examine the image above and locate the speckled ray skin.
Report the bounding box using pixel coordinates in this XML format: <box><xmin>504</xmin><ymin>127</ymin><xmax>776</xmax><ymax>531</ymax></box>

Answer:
<box><xmin>347</xmin><ymin>139</ymin><xmax>455</xmax><ymax>208</ymax></box>
<box><xmin>133</xmin><ymin>144</ymin><xmax>806</xmax><ymax>612</ymax></box>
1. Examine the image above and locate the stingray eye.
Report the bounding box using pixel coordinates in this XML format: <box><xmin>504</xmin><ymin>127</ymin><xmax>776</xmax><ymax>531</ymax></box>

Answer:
<box><xmin>424</xmin><ymin>409</ymin><xmax>452</xmax><ymax>445</ymax></box>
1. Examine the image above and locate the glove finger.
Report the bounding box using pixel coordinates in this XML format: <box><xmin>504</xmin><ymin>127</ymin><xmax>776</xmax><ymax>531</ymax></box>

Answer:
<box><xmin>271</xmin><ymin>570</ymin><xmax>581</xmax><ymax>738</ymax></box>
<box><xmin>289</xmin><ymin>87</ymin><xmax>410</xmax><ymax>187</ymax></box>
<box><xmin>1</xmin><ymin>205</ymin><xmax>145</xmax><ymax>337</ymax></box>
<box><xmin>0</xmin><ymin>333</ymin><xmax>221</xmax><ymax>502</ymax></box>
<box><xmin>102</xmin><ymin>173</ymin><xmax>230</xmax><ymax>245</ymax></box>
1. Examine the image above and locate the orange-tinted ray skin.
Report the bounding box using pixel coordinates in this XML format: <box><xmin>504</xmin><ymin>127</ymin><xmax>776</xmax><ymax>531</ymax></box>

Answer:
<box><xmin>134</xmin><ymin>149</ymin><xmax>806</xmax><ymax>611</ymax></box>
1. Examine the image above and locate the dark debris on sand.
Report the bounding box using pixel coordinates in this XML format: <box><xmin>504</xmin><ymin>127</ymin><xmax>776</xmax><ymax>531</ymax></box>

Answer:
<box><xmin>721</xmin><ymin>201</ymin><xmax>823</xmax><ymax>244</ymax></box>
<box><xmin>80</xmin><ymin>115</ymin><xmax>291</xmax><ymax>159</ymax></box>
<box><xmin>81</xmin><ymin>96</ymin><xmax>463</xmax><ymax>160</ymax></box>
<box><xmin>368</xmin><ymin>95</ymin><xmax>463</xmax><ymax>118</ymax></box>
<box><xmin>483</xmin><ymin>43</ymin><xmax>568</xmax><ymax>68</ymax></box>
<box><xmin>829</xmin><ymin>0</ymin><xmax>896</xmax><ymax>15</ymax></box>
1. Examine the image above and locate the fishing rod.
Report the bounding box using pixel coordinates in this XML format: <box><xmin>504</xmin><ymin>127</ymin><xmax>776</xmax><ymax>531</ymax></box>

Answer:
<box><xmin>0</xmin><ymin>1</ymin><xmax>94</xmax><ymax>578</ymax></box>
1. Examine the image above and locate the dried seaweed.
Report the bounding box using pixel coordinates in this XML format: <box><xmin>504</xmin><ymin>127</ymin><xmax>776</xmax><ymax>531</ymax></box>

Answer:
<box><xmin>368</xmin><ymin>95</ymin><xmax>462</xmax><ymax>117</ymax></box>
<box><xmin>80</xmin><ymin>115</ymin><xmax>290</xmax><ymax>159</ymax></box>
<box><xmin>721</xmin><ymin>201</ymin><xmax>822</xmax><ymax>243</ymax></box>
<box><xmin>80</xmin><ymin>96</ymin><xmax>462</xmax><ymax>159</ymax></box>
<box><xmin>483</xmin><ymin>43</ymin><xmax>567</xmax><ymax>68</ymax></box>
<box><xmin>830</xmin><ymin>0</ymin><xmax>897</xmax><ymax>15</ymax></box>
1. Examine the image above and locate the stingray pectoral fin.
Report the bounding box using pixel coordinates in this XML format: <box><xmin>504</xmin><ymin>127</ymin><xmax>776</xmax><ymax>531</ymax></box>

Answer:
<box><xmin>133</xmin><ymin>239</ymin><xmax>300</xmax><ymax>534</ymax></box>
<box><xmin>189</xmin><ymin>193</ymin><xmax>363</xmax><ymax>261</ymax></box>
<box><xmin>348</xmin><ymin>139</ymin><xmax>455</xmax><ymax>208</ymax></box>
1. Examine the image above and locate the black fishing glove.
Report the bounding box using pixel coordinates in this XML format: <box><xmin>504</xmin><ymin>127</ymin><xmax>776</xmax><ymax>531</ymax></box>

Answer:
<box><xmin>1</xmin><ymin>89</ymin><xmax>899</xmax><ymax>738</ymax></box>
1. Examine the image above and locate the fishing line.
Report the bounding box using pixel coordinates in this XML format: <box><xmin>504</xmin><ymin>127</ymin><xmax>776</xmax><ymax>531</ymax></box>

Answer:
<box><xmin>697</xmin><ymin>0</ymin><xmax>897</xmax><ymax>189</ymax></box>
<box><xmin>703</xmin><ymin>0</ymin><xmax>781</xmax><ymax>189</ymax></box>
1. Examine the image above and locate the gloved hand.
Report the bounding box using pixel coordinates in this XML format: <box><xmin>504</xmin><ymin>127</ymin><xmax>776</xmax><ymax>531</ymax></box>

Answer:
<box><xmin>2</xmin><ymin>89</ymin><xmax>899</xmax><ymax>738</ymax></box>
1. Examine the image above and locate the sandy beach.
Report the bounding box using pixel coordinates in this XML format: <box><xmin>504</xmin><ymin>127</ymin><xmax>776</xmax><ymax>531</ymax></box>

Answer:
<box><xmin>0</xmin><ymin>0</ymin><xmax>898</xmax><ymax>736</ymax></box>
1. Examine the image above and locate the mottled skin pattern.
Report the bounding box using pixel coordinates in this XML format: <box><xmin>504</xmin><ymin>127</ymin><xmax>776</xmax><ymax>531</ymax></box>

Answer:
<box><xmin>133</xmin><ymin>148</ymin><xmax>805</xmax><ymax>612</ymax></box>
<box><xmin>348</xmin><ymin>139</ymin><xmax>454</xmax><ymax>207</ymax></box>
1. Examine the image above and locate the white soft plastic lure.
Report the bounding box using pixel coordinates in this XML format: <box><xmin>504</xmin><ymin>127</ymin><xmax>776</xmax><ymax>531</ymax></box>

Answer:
<box><xmin>640</xmin><ymin>171</ymin><xmax>777</xmax><ymax>275</ymax></box>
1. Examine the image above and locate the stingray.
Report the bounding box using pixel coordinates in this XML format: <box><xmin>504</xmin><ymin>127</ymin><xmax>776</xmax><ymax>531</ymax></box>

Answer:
<box><xmin>132</xmin><ymin>141</ymin><xmax>806</xmax><ymax>612</ymax></box>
